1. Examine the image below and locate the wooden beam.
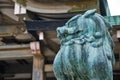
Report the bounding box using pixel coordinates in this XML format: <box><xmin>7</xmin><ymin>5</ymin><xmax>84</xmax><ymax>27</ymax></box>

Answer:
<box><xmin>0</xmin><ymin>5</ymin><xmax>13</xmax><ymax>8</ymax></box>
<box><xmin>112</xmin><ymin>34</ymin><xmax>119</xmax><ymax>42</ymax></box>
<box><xmin>1</xmin><ymin>9</ymin><xmax>19</xmax><ymax>21</ymax></box>
<box><xmin>114</xmin><ymin>61</ymin><xmax>120</xmax><ymax>70</ymax></box>
<box><xmin>0</xmin><ymin>23</ymin><xmax>24</xmax><ymax>26</ymax></box>
<box><xmin>4</xmin><ymin>73</ymin><xmax>31</xmax><ymax>79</ymax></box>
<box><xmin>5</xmin><ymin>63</ymin><xmax>52</xmax><ymax>74</ymax></box>
<box><xmin>114</xmin><ymin>42</ymin><xmax>120</xmax><ymax>53</ymax></box>
<box><xmin>44</xmin><ymin>31</ymin><xmax>57</xmax><ymax>38</ymax></box>
<box><xmin>0</xmin><ymin>44</ymin><xmax>32</xmax><ymax>60</ymax></box>
<box><xmin>0</xmin><ymin>50</ymin><xmax>32</xmax><ymax>60</ymax></box>
<box><xmin>24</xmin><ymin>20</ymin><xmax>67</xmax><ymax>31</ymax></box>
<box><xmin>45</xmin><ymin>38</ymin><xmax>60</xmax><ymax>53</ymax></box>
<box><xmin>0</xmin><ymin>25</ymin><xmax>18</xmax><ymax>37</ymax></box>
<box><xmin>44</xmin><ymin>64</ymin><xmax>53</xmax><ymax>72</ymax></box>
<box><xmin>25</xmin><ymin>16</ymin><xmax>120</xmax><ymax>31</ymax></box>
<box><xmin>43</xmin><ymin>46</ymin><xmax>56</xmax><ymax>57</ymax></box>
<box><xmin>46</xmin><ymin>72</ymin><xmax>55</xmax><ymax>78</ymax></box>
<box><xmin>14</xmin><ymin>3</ymin><xmax>26</xmax><ymax>15</ymax></box>
<box><xmin>0</xmin><ymin>44</ymin><xmax>30</xmax><ymax>50</ymax></box>
<box><xmin>5</xmin><ymin>62</ymin><xmax>32</xmax><ymax>74</ymax></box>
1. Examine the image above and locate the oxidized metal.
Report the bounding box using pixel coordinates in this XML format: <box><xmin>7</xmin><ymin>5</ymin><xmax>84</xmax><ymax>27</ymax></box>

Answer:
<box><xmin>53</xmin><ymin>9</ymin><xmax>115</xmax><ymax>80</ymax></box>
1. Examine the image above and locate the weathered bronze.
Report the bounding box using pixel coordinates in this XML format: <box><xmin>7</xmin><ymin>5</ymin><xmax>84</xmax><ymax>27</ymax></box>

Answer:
<box><xmin>53</xmin><ymin>9</ymin><xmax>115</xmax><ymax>80</ymax></box>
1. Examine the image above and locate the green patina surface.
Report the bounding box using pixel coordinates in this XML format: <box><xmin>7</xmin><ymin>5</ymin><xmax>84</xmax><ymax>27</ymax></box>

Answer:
<box><xmin>53</xmin><ymin>9</ymin><xmax>115</xmax><ymax>80</ymax></box>
<box><xmin>105</xmin><ymin>16</ymin><xmax>120</xmax><ymax>26</ymax></box>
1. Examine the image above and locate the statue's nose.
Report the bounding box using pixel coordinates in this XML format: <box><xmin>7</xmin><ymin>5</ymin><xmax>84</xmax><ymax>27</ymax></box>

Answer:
<box><xmin>57</xmin><ymin>27</ymin><xmax>67</xmax><ymax>36</ymax></box>
<box><xmin>57</xmin><ymin>27</ymin><xmax>61</xmax><ymax>34</ymax></box>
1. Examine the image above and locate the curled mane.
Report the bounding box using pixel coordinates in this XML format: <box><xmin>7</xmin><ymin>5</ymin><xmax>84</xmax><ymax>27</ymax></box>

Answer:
<box><xmin>57</xmin><ymin>9</ymin><xmax>114</xmax><ymax>48</ymax></box>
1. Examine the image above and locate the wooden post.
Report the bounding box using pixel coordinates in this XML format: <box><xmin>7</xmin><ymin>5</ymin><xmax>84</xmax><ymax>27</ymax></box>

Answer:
<box><xmin>32</xmin><ymin>55</ymin><xmax>44</xmax><ymax>80</ymax></box>
<box><xmin>30</xmin><ymin>42</ymin><xmax>44</xmax><ymax>80</ymax></box>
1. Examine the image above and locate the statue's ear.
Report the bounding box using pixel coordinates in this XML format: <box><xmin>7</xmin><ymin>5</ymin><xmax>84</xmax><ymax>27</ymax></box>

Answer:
<box><xmin>83</xmin><ymin>9</ymin><xmax>96</xmax><ymax>18</ymax></box>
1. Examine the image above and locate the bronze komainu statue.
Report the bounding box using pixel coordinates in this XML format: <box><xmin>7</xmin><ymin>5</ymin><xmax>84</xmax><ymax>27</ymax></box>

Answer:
<box><xmin>53</xmin><ymin>9</ymin><xmax>115</xmax><ymax>80</ymax></box>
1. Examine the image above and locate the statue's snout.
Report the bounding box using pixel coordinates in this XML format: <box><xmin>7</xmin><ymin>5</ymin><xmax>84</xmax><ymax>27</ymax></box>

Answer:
<box><xmin>57</xmin><ymin>27</ymin><xmax>66</xmax><ymax>36</ymax></box>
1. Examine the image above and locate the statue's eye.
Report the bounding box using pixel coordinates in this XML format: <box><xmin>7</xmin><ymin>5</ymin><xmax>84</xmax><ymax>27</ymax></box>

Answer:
<box><xmin>62</xmin><ymin>34</ymin><xmax>68</xmax><ymax>38</ymax></box>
